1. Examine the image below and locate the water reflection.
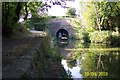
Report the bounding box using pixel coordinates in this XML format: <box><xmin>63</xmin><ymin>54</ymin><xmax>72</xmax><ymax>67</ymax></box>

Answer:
<box><xmin>59</xmin><ymin>40</ymin><xmax>120</xmax><ymax>79</ymax></box>
<box><xmin>61</xmin><ymin>59</ymin><xmax>82</xmax><ymax>78</ymax></box>
<box><xmin>57</xmin><ymin>38</ymin><xmax>69</xmax><ymax>48</ymax></box>
<box><xmin>80</xmin><ymin>51</ymin><xmax>120</xmax><ymax>79</ymax></box>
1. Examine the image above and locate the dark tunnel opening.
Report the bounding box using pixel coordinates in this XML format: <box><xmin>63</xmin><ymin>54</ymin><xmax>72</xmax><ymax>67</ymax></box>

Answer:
<box><xmin>56</xmin><ymin>29</ymin><xmax>69</xmax><ymax>47</ymax></box>
<box><xmin>56</xmin><ymin>29</ymin><xmax>69</xmax><ymax>38</ymax></box>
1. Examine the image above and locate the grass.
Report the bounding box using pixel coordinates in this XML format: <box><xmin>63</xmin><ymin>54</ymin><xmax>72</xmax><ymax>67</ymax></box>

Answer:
<box><xmin>33</xmin><ymin>32</ymin><xmax>69</xmax><ymax>78</ymax></box>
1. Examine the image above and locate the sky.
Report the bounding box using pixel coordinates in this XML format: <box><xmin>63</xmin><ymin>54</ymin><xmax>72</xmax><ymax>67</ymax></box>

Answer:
<box><xmin>48</xmin><ymin>4</ymin><xmax>67</xmax><ymax>16</ymax></box>
<box><xmin>19</xmin><ymin>0</ymin><xmax>80</xmax><ymax>22</ymax></box>
<box><xmin>43</xmin><ymin>0</ymin><xmax>81</xmax><ymax>16</ymax></box>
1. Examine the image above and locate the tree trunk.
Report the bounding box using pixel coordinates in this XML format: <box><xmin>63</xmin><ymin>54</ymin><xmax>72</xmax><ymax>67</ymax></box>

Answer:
<box><xmin>16</xmin><ymin>2</ymin><xmax>22</xmax><ymax>23</ymax></box>
<box><xmin>23</xmin><ymin>2</ymin><xmax>28</xmax><ymax>21</ymax></box>
<box><xmin>93</xmin><ymin>4</ymin><xmax>101</xmax><ymax>32</ymax></box>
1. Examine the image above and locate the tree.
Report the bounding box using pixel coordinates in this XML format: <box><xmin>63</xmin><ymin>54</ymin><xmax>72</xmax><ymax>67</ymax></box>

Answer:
<box><xmin>66</xmin><ymin>7</ymin><xmax>76</xmax><ymax>17</ymax></box>
<box><xmin>2</xmin><ymin>2</ymin><xmax>48</xmax><ymax>36</ymax></box>
<box><xmin>80</xmin><ymin>2</ymin><xmax>120</xmax><ymax>32</ymax></box>
<box><xmin>2</xmin><ymin>2</ymin><xmax>24</xmax><ymax>35</ymax></box>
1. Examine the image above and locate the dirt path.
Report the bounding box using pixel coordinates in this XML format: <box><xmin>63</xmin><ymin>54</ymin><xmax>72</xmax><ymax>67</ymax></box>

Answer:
<box><xmin>2</xmin><ymin>31</ymin><xmax>44</xmax><ymax>78</ymax></box>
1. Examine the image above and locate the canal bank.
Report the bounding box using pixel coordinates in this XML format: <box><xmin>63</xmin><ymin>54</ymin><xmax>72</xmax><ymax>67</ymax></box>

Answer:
<box><xmin>24</xmin><ymin>30</ymin><xmax>72</xmax><ymax>79</ymax></box>
<box><xmin>2</xmin><ymin>29</ymin><xmax>70</xmax><ymax>79</ymax></box>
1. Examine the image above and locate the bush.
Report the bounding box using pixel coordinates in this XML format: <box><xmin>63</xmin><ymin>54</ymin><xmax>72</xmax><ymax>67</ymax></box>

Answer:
<box><xmin>82</xmin><ymin>32</ymin><xmax>91</xmax><ymax>43</ymax></box>
<box><xmin>66</xmin><ymin>7</ymin><xmax>76</xmax><ymax>17</ymax></box>
<box><xmin>89</xmin><ymin>31</ymin><xmax>120</xmax><ymax>47</ymax></box>
<box><xmin>106</xmin><ymin>35</ymin><xmax>120</xmax><ymax>47</ymax></box>
<box><xmin>72</xmin><ymin>29</ymin><xmax>120</xmax><ymax>47</ymax></box>
<box><xmin>89</xmin><ymin>31</ymin><xmax>111</xmax><ymax>43</ymax></box>
<box><xmin>26</xmin><ymin>16</ymin><xmax>49</xmax><ymax>31</ymax></box>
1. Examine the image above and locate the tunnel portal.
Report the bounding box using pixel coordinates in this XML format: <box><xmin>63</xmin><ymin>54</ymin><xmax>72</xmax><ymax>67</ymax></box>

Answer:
<box><xmin>56</xmin><ymin>29</ymin><xmax>69</xmax><ymax>47</ymax></box>
<box><xmin>56</xmin><ymin>29</ymin><xmax>69</xmax><ymax>38</ymax></box>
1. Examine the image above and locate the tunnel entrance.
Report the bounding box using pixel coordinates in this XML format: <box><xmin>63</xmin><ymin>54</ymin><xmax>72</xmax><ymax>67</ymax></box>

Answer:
<box><xmin>56</xmin><ymin>29</ymin><xmax>69</xmax><ymax>38</ymax></box>
<box><xmin>56</xmin><ymin>29</ymin><xmax>69</xmax><ymax>47</ymax></box>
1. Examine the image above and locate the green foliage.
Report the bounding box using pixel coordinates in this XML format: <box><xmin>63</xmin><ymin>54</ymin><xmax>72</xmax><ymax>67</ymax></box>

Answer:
<box><xmin>70</xmin><ymin>39</ymin><xmax>120</xmax><ymax>78</ymax></box>
<box><xmin>51</xmin><ymin>16</ymin><xmax>57</xmax><ymax>18</ymax></box>
<box><xmin>2</xmin><ymin>2</ymin><xmax>24</xmax><ymax>35</ymax></box>
<box><xmin>106</xmin><ymin>35</ymin><xmax>120</xmax><ymax>47</ymax></box>
<box><xmin>71</xmin><ymin>18</ymin><xmax>82</xmax><ymax>28</ymax></box>
<box><xmin>67</xmin><ymin>59</ymin><xmax>76</xmax><ymax>69</ymax></box>
<box><xmin>33</xmin><ymin>30</ymin><xmax>68</xmax><ymax>78</ymax></box>
<box><xmin>26</xmin><ymin>16</ymin><xmax>50</xmax><ymax>31</ymax></box>
<box><xmin>82</xmin><ymin>52</ymin><xmax>97</xmax><ymax>72</ymax></box>
<box><xmin>27</xmin><ymin>2</ymin><xmax>44</xmax><ymax>16</ymax></box>
<box><xmin>66</xmin><ymin>7</ymin><xmax>76</xmax><ymax>17</ymax></box>
<box><xmin>89</xmin><ymin>31</ymin><xmax>120</xmax><ymax>47</ymax></box>
<box><xmin>81</xmin><ymin>3</ymin><xmax>96</xmax><ymax>32</ymax></box>
<box><xmin>74</xmin><ymin>30</ymin><xmax>120</xmax><ymax>47</ymax></box>
<box><xmin>80</xmin><ymin>2</ymin><xmax>120</xmax><ymax>32</ymax></box>
<box><xmin>35</xmin><ymin>29</ymin><xmax>61</xmax><ymax>61</ymax></box>
<box><xmin>80</xmin><ymin>51</ymin><xmax>120</xmax><ymax>78</ymax></box>
<box><xmin>2</xmin><ymin>2</ymin><xmax>47</xmax><ymax>36</ymax></box>
<box><xmin>72</xmin><ymin>31</ymin><xmax>91</xmax><ymax>43</ymax></box>
<box><xmin>70</xmin><ymin>18</ymin><xmax>83</xmax><ymax>39</ymax></box>
<box><xmin>82</xmin><ymin>32</ymin><xmax>91</xmax><ymax>43</ymax></box>
<box><xmin>89</xmin><ymin>31</ymin><xmax>111</xmax><ymax>43</ymax></box>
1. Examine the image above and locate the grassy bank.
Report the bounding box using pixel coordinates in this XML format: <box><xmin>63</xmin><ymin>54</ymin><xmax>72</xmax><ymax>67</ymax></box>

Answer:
<box><xmin>33</xmin><ymin>31</ymin><xmax>69</xmax><ymax>78</ymax></box>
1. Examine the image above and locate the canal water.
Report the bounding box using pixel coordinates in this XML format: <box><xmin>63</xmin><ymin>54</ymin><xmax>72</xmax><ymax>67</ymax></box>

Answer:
<box><xmin>57</xmin><ymin>40</ymin><xmax>120</xmax><ymax>79</ymax></box>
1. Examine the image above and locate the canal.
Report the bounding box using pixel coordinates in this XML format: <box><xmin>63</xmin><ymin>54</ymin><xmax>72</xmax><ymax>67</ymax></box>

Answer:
<box><xmin>57</xmin><ymin>39</ymin><xmax>120</xmax><ymax>79</ymax></box>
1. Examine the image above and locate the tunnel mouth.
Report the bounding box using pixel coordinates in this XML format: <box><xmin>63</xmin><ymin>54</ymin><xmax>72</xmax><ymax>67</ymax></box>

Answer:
<box><xmin>56</xmin><ymin>29</ymin><xmax>69</xmax><ymax>47</ymax></box>
<box><xmin>56</xmin><ymin>29</ymin><xmax>69</xmax><ymax>38</ymax></box>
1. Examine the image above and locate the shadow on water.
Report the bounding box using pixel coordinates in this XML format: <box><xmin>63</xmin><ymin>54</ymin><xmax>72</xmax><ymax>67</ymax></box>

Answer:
<box><xmin>57</xmin><ymin>39</ymin><xmax>120</xmax><ymax>79</ymax></box>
